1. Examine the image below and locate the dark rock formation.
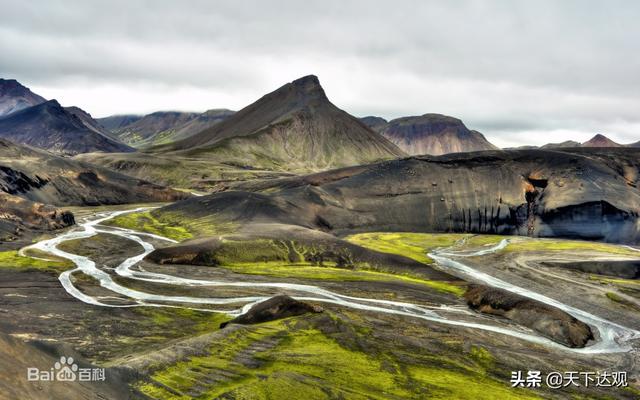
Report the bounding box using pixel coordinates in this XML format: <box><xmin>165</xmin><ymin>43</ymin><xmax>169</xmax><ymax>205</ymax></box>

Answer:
<box><xmin>220</xmin><ymin>295</ymin><xmax>323</xmax><ymax>328</ymax></box>
<box><xmin>464</xmin><ymin>285</ymin><xmax>594</xmax><ymax>348</ymax></box>
<box><xmin>0</xmin><ymin>192</ymin><xmax>75</xmax><ymax>246</ymax></box>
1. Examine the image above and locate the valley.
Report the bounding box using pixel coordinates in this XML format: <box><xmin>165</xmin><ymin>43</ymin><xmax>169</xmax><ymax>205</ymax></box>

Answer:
<box><xmin>0</xmin><ymin>204</ymin><xmax>638</xmax><ymax>398</ymax></box>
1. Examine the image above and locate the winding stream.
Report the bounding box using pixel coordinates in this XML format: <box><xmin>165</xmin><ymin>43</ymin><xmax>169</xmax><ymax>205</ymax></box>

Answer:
<box><xmin>22</xmin><ymin>208</ymin><xmax>640</xmax><ymax>354</ymax></box>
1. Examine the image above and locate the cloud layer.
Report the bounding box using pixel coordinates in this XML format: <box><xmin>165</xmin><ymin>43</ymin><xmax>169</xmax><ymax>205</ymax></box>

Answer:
<box><xmin>1</xmin><ymin>0</ymin><xmax>639</xmax><ymax>147</ymax></box>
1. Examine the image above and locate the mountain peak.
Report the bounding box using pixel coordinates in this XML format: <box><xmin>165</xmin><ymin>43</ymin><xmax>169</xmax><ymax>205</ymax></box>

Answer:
<box><xmin>284</xmin><ymin>75</ymin><xmax>327</xmax><ymax>102</ymax></box>
<box><xmin>0</xmin><ymin>78</ymin><xmax>47</xmax><ymax>116</ymax></box>
<box><xmin>582</xmin><ymin>134</ymin><xmax>622</xmax><ymax>147</ymax></box>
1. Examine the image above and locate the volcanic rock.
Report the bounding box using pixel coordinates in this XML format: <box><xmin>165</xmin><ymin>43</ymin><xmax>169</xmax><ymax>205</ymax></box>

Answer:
<box><xmin>220</xmin><ymin>295</ymin><xmax>323</xmax><ymax>328</ymax></box>
<box><xmin>464</xmin><ymin>285</ymin><xmax>594</xmax><ymax>348</ymax></box>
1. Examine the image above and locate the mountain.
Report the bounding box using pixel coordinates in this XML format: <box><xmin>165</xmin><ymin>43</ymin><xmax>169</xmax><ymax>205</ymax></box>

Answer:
<box><xmin>162</xmin><ymin>108</ymin><xmax>235</xmax><ymax>144</ymax></box>
<box><xmin>161</xmin><ymin>75</ymin><xmax>405</xmax><ymax>171</ymax></box>
<box><xmin>581</xmin><ymin>134</ymin><xmax>623</xmax><ymax>148</ymax></box>
<box><xmin>97</xmin><ymin>114</ymin><xmax>143</xmax><ymax>131</ymax></box>
<box><xmin>0</xmin><ymin>79</ymin><xmax>46</xmax><ymax>117</ymax></box>
<box><xmin>109</xmin><ymin>111</ymin><xmax>199</xmax><ymax>147</ymax></box>
<box><xmin>359</xmin><ymin>116</ymin><xmax>388</xmax><ymax>131</ymax></box>
<box><xmin>376</xmin><ymin>113</ymin><xmax>499</xmax><ymax>156</ymax></box>
<box><xmin>158</xmin><ymin>147</ymin><xmax>640</xmax><ymax>244</ymax></box>
<box><xmin>64</xmin><ymin>106</ymin><xmax>119</xmax><ymax>140</ymax></box>
<box><xmin>541</xmin><ymin>140</ymin><xmax>581</xmax><ymax>149</ymax></box>
<box><xmin>0</xmin><ymin>100</ymin><xmax>134</xmax><ymax>155</ymax></box>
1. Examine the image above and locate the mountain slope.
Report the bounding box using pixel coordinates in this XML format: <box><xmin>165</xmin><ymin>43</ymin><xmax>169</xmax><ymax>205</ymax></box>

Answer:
<box><xmin>0</xmin><ymin>100</ymin><xmax>134</xmax><ymax>155</ymax></box>
<box><xmin>98</xmin><ymin>114</ymin><xmax>143</xmax><ymax>131</ymax></box>
<box><xmin>0</xmin><ymin>138</ymin><xmax>186</xmax><ymax>206</ymax></box>
<box><xmin>157</xmin><ymin>148</ymin><xmax>640</xmax><ymax>244</ymax></box>
<box><xmin>65</xmin><ymin>106</ymin><xmax>119</xmax><ymax>140</ymax></box>
<box><xmin>581</xmin><ymin>134</ymin><xmax>623</xmax><ymax>148</ymax></box>
<box><xmin>359</xmin><ymin>116</ymin><xmax>388</xmax><ymax>131</ymax></box>
<box><xmin>110</xmin><ymin>111</ymin><xmax>199</xmax><ymax>147</ymax></box>
<box><xmin>162</xmin><ymin>75</ymin><xmax>406</xmax><ymax>171</ymax></box>
<box><xmin>377</xmin><ymin>114</ymin><xmax>498</xmax><ymax>156</ymax></box>
<box><xmin>0</xmin><ymin>79</ymin><xmax>46</xmax><ymax>117</ymax></box>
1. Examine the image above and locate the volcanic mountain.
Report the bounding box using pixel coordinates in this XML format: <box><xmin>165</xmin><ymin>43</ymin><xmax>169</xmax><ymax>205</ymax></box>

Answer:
<box><xmin>0</xmin><ymin>79</ymin><xmax>46</xmax><ymax>117</ymax></box>
<box><xmin>375</xmin><ymin>114</ymin><xmax>498</xmax><ymax>156</ymax></box>
<box><xmin>161</xmin><ymin>75</ymin><xmax>406</xmax><ymax>171</ymax></box>
<box><xmin>0</xmin><ymin>100</ymin><xmax>133</xmax><ymax>155</ymax></box>
<box><xmin>581</xmin><ymin>134</ymin><xmax>623</xmax><ymax>148</ymax></box>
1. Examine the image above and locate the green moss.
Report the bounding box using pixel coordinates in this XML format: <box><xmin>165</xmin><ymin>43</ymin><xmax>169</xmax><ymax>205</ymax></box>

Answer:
<box><xmin>0</xmin><ymin>250</ymin><xmax>73</xmax><ymax>273</ymax></box>
<box><xmin>346</xmin><ymin>232</ymin><xmax>465</xmax><ymax>264</ymax></box>
<box><xmin>469</xmin><ymin>345</ymin><xmax>495</xmax><ymax>369</ymax></box>
<box><xmin>137</xmin><ymin>318</ymin><xmax>541</xmax><ymax>400</ymax></box>
<box><xmin>222</xmin><ymin>261</ymin><xmax>464</xmax><ymax>296</ymax></box>
<box><xmin>505</xmin><ymin>239</ymin><xmax>640</xmax><ymax>256</ymax></box>
<box><xmin>104</xmin><ymin>211</ymin><xmax>193</xmax><ymax>241</ymax></box>
<box><xmin>604</xmin><ymin>292</ymin><xmax>631</xmax><ymax>306</ymax></box>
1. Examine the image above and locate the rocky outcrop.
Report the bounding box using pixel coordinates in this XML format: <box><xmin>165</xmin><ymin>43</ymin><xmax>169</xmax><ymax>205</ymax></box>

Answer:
<box><xmin>0</xmin><ymin>192</ymin><xmax>74</xmax><ymax>246</ymax></box>
<box><xmin>464</xmin><ymin>285</ymin><xmax>594</xmax><ymax>348</ymax></box>
<box><xmin>220</xmin><ymin>295</ymin><xmax>323</xmax><ymax>328</ymax></box>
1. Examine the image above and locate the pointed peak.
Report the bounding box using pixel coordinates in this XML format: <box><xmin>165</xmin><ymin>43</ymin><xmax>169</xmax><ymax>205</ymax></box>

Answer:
<box><xmin>582</xmin><ymin>133</ymin><xmax>622</xmax><ymax>147</ymax></box>
<box><xmin>291</xmin><ymin>75</ymin><xmax>320</xmax><ymax>87</ymax></box>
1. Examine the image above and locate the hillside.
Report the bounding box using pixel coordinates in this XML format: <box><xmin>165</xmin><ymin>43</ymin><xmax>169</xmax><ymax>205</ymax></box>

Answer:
<box><xmin>376</xmin><ymin>114</ymin><xmax>498</xmax><ymax>156</ymax></box>
<box><xmin>109</xmin><ymin>111</ymin><xmax>199</xmax><ymax>147</ymax></box>
<box><xmin>156</xmin><ymin>147</ymin><xmax>640</xmax><ymax>244</ymax></box>
<box><xmin>0</xmin><ymin>138</ymin><xmax>186</xmax><ymax>206</ymax></box>
<box><xmin>0</xmin><ymin>100</ymin><xmax>134</xmax><ymax>155</ymax></box>
<box><xmin>0</xmin><ymin>79</ymin><xmax>46</xmax><ymax>117</ymax></box>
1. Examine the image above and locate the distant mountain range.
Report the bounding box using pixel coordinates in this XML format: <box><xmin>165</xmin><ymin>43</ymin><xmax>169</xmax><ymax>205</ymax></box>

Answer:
<box><xmin>99</xmin><ymin>109</ymin><xmax>235</xmax><ymax>147</ymax></box>
<box><xmin>361</xmin><ymin>114</ymin><xmax>498</xmax><ymax>155</ymax></box>
<box><xmin>0</xmin><ymin>76</ymin><xmax>637</xmax><ymax>168</ymax></box>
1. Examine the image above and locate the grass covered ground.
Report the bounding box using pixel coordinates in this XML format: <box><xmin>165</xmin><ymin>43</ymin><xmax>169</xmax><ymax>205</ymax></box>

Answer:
<box><xmin>136</xmin><ymin>314</ymin><xmax>541</xmax><ymax>400</ymax></box>
<box><xmin>0</xmin><ymin>250</ymin><xmax>72</xmax><ymax>273</ymax></box>
<box><xmin>222</xmin><ymin>261</ymin><xmax>465</xmax><ymax>296</ymax></box>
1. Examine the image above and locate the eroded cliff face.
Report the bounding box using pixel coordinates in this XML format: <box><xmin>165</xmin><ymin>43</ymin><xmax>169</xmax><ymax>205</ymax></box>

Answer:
<box><xmin>160</xmin><ymin>148</ymin><xmax>640</xmax><ymax>244</ymax></box>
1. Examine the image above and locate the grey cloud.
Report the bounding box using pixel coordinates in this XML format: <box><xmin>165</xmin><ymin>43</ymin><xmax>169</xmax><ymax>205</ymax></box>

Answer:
<box><xmin>1</xmin><ymin>0</ymin><xmax>639</xmax><ymax>144</ymax></box>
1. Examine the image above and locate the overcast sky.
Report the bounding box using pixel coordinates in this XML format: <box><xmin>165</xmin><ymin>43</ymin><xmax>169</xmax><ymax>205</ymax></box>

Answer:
<box><xmin>1</xmin><ymin>0</ymin><xmax>639</xmax><ymax>147</ymax></box>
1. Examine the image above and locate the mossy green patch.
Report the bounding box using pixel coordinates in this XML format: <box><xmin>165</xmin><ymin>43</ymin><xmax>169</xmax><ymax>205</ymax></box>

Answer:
<box><xmin>0</xmin><ymin>250</ymin><xmax>73</xmax><ymax>273</ymax></box>
<box><xmin>137</xmin><ymin>317</ymin><xmax>541</xmax><ymax>400</ymax></box>
<box><xmin>104</xmin><ymin>211</ymin><xmax>193</xmax><ymax>241</ymax></box>
<box><xmin>346</xmin><ymin>232</ymin><xmax>465</xmax><ymax>264</ymax></box>
<box><xmin>223</xmin><ymin>261</ymin><xmax>464</xmax><ymax>296</ymax></box>
<box><xmin>505</xmin><ymin>239</ymin><xmax>640</xmax><ymax>256</ymax></box>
